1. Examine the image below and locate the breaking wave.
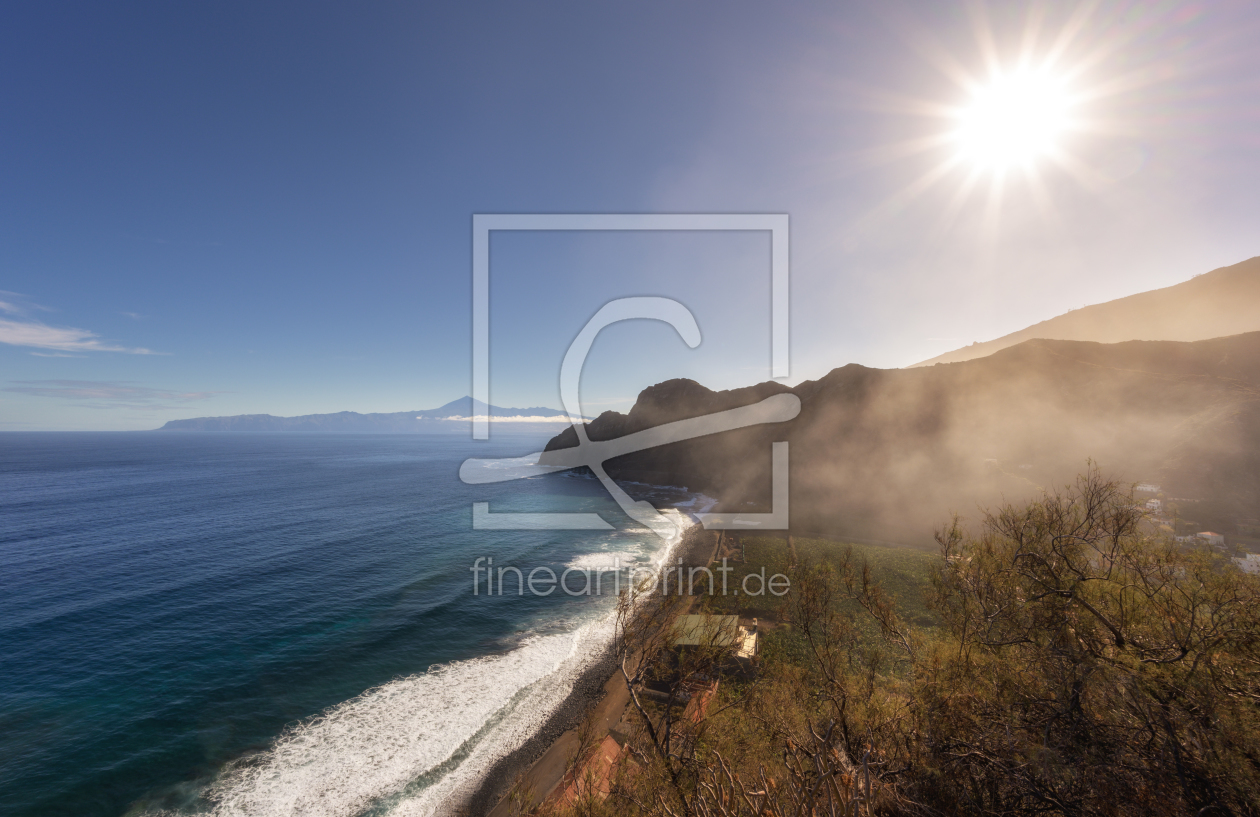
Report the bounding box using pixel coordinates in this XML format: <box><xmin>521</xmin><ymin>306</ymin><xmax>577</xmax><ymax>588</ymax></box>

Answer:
<box><xmin>194</xmin><ymin>625</ymin><xmax>604</xmax><ymax>817</ymax></box>
<box><xmin>564</xmin><ymin>550</ymin><xmax>648</xmax><ymax>572</ymax></box>
<box><xmin>384</xmin><ymin>617</ymin><xmax>616</xmax><ymax>816</ymax></box>
<box><xmin>164</xmin><ymin>507</ymin><xmax>694</xmax><ymax>817</ymax></box>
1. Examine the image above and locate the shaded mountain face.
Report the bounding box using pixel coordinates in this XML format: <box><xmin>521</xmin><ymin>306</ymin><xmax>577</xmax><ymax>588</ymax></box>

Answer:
<box><xmin>544</xmin><ymin>333</ymin><xmax>1260</xmax><ymax>546</ymax></box>
<box><xmin>913</xmin><ymin>256</ymin><xmax>1260</xmax><ymax>367</ymax></box>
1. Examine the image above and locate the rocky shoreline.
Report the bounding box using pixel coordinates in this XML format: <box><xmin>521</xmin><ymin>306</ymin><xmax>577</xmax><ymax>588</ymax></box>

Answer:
<box><xmin>460</xmin><ymin>640</ymin><xmax>619</xmax><ymax>815</ymax></box>
<box><xmin>461</xmin><ymin>519</ymin><xmax>716</xmax><ymax>815</ymax></box>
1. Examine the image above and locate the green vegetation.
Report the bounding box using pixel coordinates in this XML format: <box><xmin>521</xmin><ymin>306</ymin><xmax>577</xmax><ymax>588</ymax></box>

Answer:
<box><xmin>702</xmin><ymin>535</ymin><xmax>939</xmax><ymax>625</ymax></box>
<box><xmin>529</xmin><ymin>467</ymin><xmax>1260</xmax><ymax>817</ymax></box>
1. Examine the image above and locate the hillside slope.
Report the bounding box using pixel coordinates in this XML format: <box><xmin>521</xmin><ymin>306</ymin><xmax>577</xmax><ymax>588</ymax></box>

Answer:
<box><xmin>912</xmin><ymin>256</ymin><xmax>1260</xmax><ymax>367</ymax></box>
<box><xmin>544</xmin><ymin>333</ymin><xmax>1260</xmax><ymax>545</ymax></box>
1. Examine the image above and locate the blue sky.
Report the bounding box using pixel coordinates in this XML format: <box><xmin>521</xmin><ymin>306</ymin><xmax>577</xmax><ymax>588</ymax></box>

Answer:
<box><xmin>2</xmin><ymin>1</ymin><xmax>1258</xmax><ymax>430</ymax></box>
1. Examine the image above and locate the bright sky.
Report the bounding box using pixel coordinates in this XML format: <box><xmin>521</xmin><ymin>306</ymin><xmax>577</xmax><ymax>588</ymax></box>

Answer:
<box><xmin>2</xmin><ymin>1</ymin><xmax>1258</xmax><ymax>430</ymax></box>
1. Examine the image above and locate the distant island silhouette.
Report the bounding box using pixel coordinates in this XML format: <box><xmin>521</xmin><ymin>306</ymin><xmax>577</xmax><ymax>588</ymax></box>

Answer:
<box><xmin>156</xmin><ymin>396</ymin><xmax>579</xmax><ymax>432</ymax></box>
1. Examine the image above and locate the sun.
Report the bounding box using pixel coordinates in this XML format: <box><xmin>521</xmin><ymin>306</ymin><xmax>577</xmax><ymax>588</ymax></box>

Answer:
<box><xmin>955</xmin><ymin>71</ymin><xmax>1071</xmax><ymax>171</ymax></box>
<box><xmin>842</xmin><ymin>2</ymin><xmax>1120</xmax><ymax>241</ymax></box>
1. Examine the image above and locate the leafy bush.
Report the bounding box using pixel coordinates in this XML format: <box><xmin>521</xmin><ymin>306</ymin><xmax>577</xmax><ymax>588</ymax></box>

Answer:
<box><xmin>534</xmin><ymin>467</ymin><xmax>1260</xmax><ymax>817</ymax></box>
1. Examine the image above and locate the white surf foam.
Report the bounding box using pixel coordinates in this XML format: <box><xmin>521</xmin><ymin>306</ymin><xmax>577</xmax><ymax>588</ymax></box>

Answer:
<box><xmin>389</xmin><ymin>514</ymin><xmax>690</xmax><ymax>816</ymax></box>
<box><xmin>193</xmin><ymin>632</ymin><xmax>587</xmax><ymax>817</ymax></box>
<box><xmin>172</xmin><ymin>510</ymin><xmax>694</xmax><ymax>817</ymax></box>
<box><xmin>384</xmin><ymin>615</ymin><xmax>616</xmax><ymax>816</ymax></box>
<box><xmin>692</xmin><ymin>493</ymin><xmax>720</xmax><ymax>515</ymax></box>
<box><xmin>564</xmin><ymin>550</ymin><xmax>646</xmax><ymax>572</ymax></box>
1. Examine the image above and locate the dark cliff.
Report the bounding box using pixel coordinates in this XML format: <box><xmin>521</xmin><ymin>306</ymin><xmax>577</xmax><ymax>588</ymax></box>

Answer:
<box><xmin>544</xmin><ymin>333</ymin><xmax>1260</xmax><ymax>545</ymax></box>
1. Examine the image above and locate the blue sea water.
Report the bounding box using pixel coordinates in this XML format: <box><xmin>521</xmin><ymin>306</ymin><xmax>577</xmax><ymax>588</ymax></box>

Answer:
<box><xmin>0</xmin><ymin>432</ymin><xmax>692</xmax><ymax>817</ymax></box>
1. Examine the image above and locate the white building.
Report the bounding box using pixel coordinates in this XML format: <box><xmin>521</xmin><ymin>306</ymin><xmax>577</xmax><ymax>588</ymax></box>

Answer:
<box><xmin>673</xmin><ymin>615</ymin><xmax>759</xmax><ymax>661</ymax></box>
<box><xmin>1136</xmin><ymin>483</ymin><xmax>1161</xmax><ymax>493</ymax></box>
<box><xmin>1234</xmin><ymin>554</ymin><xmax>1260</xmax><ymax>575</ymax></box>
<box><xmin>1197</xmin><ymin>531</ymin><xmax>1225</xmax><ymax>546</ymax></box>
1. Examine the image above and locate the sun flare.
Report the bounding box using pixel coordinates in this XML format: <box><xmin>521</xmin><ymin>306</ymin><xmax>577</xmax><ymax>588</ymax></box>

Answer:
<box><xmin>846</xmin><ymin>2</ymin><xmax>1122</xmax><ymax>241</ymax></box>
<box><xmin>955</xmin><ymin>71</ymin><xmax>1071</xmax><ymax>170</ymax></box>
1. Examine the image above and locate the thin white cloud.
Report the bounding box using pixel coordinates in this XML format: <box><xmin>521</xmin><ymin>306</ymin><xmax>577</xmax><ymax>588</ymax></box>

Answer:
<box><xmin>438</xmin><ymin>414</ymin><xmax>591</xmax><ymax>423</ymax></box>
<box><xmin>0</xmin><ymin>317</ymin><xmax>161</xmax><ymax>354</ymax></box>
<box><xmin>3</xmin><ymin>380</ymin><xmax>217</xmax><ymax>411</ymax></box>
<box><xmin>0</xmin><ymin>291</ymin><xmax>54</xmax><ymax>315</ymax></box>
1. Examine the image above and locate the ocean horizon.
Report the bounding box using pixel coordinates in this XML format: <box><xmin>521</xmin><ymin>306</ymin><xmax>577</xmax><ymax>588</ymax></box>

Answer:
<box><xmin>0</xmin><ymin>431</ymin><xmax>698</xmax><ymax>817</ymax></box>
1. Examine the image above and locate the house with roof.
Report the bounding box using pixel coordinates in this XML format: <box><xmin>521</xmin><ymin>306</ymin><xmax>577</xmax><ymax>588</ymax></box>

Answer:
<box><xmin>672</xmin><ymin>614</ymin><xmax>759</xmax><ymax>662</ymax></box>
<box><xmin>547</xmin><ymin>734</ymin><xmax>627</xmax><ymax>808</ymax></box>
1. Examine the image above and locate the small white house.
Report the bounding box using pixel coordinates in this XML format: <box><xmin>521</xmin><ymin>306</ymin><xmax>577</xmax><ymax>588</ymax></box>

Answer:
<box><xmin>1234</xmin><ymin>554</ymin><xmax>1260</xmax><ymax>575</ymax></box>
<box><xmin>1136</xmin><ymin>483</ymin><xmax>1161</xmax><ymax>493</ymax></box>
<box><xmin>1145</xmin><ymin>498</ymin><xmax>1162</xmax><ymax>512</ymax></box>
<box><xmin>1197</xmin><ymin>531</ymin><xmax>1225</xmax><ymax>546</ymax></box>
<box><xmin>673</xmin><ymin>615</ymin><xmax>759</xmax><ymax>661</ymax></box>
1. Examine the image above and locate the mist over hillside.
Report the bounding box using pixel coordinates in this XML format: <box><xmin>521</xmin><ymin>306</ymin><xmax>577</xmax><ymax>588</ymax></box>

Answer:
<box><xmin>913</xmin><ymin>256</ymin><xmax>1260</xmax><ymax>367</ymax></box>
<box><xmin>544</xmin><ymin>332</ymin><xmax>1260</xmax><ymax>546</ymax></box>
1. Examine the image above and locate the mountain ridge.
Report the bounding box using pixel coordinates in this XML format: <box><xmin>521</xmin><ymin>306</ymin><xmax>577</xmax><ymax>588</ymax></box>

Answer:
<box><xmin>912</xmin><ymin>255</ymin><xmax>1260</xmax><ymax>367</ymax></box>
<box><xmin>544</xmin><ymin>331</ymin><xmax>1260</xmax><ymax>546</ymax></box>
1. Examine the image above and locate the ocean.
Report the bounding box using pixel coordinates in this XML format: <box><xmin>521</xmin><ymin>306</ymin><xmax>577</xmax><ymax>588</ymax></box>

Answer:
<box><xmin>0</xmin><ymin>431</ymin><xmax>697</xmax><ymax>817</ymax></box>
